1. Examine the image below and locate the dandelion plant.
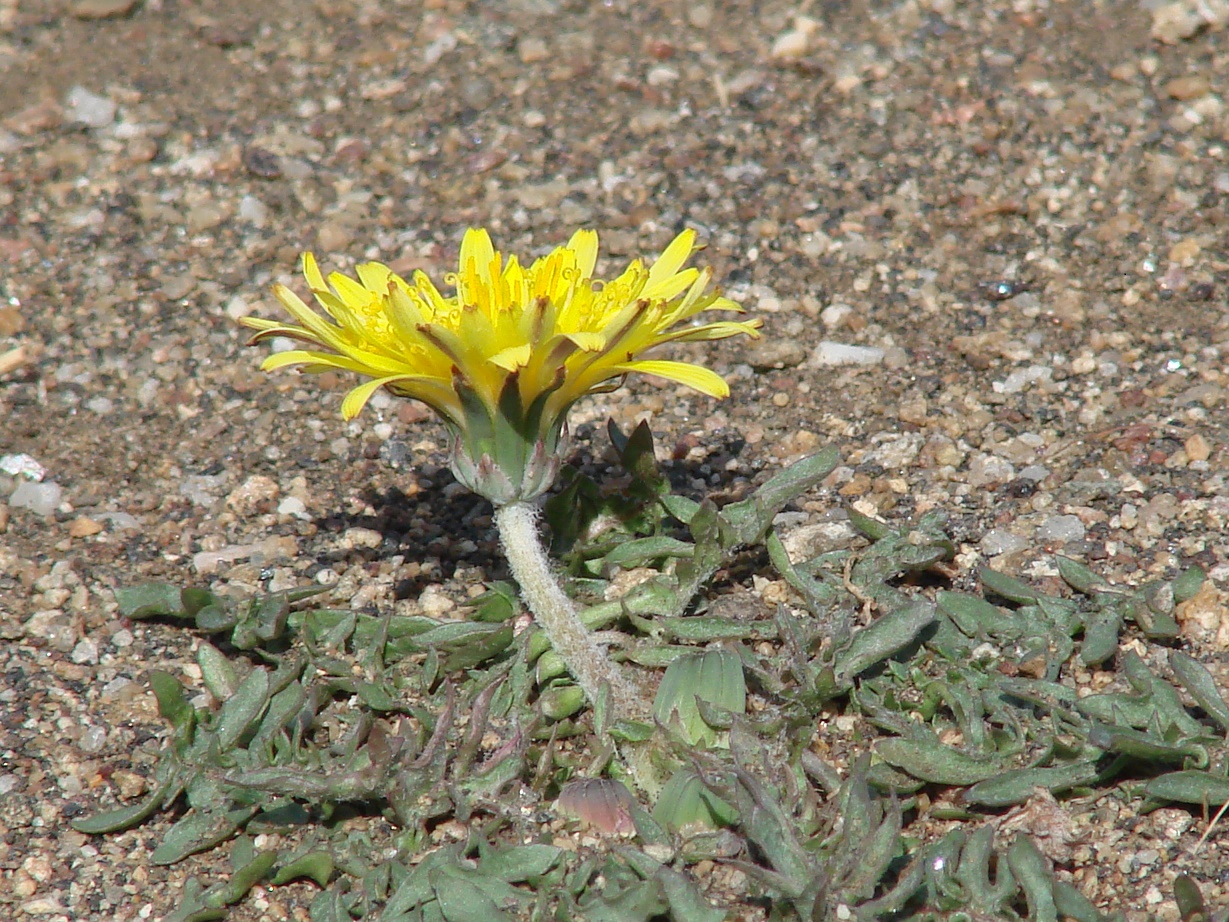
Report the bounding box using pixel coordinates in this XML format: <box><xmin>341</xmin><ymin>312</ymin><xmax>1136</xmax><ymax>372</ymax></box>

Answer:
<box><xmin>241</xmin><ymin>228</ymin><xmax>759</xmax><ymax>728</ymax></box>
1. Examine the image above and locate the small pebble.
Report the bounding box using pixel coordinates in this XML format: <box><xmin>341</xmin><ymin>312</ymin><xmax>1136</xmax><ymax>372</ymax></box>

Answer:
<box><xmin>72</xmin><ymin>0</ymin><xmax>138</xmax><ymax>19</ymax></box>
<box><xmin>1137</xmin><ymin>493</ymin><xmax>1179</xmax><ymax>535</ymax></box>
<box><xmin>21</xmin><ymin>898</ymin><xmax>67</xmax><ymax>915</ymax></box>
<box><xmin>97</xmin><ymin>511</ymin><xmax>140</xmax><ymax>529</ymax></box>
<box><xmin>243</xmin><ymin>146</ymin><xmax>283</xmax><ymax>179</ymax></box>
<box><xmin>747</xmin><ymin>338</ymin><xmax>806</xmax><ymax>370</ymax></box>
<box><xmin>226</xmin><ymin>474</ymin><xmax>279</xmax><ymax>515</ymax></box>
<box><xmin>1184</xmin><ymin>433</ymin><xmax>1211</xmax><ymax>462</ymax></box>
<box><xmin>65</xmin><ymin>86</ymin><xmax>117</xmax><ymax>128</ymax></box>
<box><xmin>514</xmin><ymin>180</ymin><xmax>570</xmax><ymax>210</ymax></box>
<box><xmin>238</xmin><ymin>195</ymin><xmax>269</xmax><ymax>227</ymax></box>
<box><xmin>0</xmin><ymin>453</ymin><xmax>46</xmax><ymax>480</ymax></box>
<box><xmin>967</xmin><ymin>454</ymin><xmax>1015</xmax><ymax>487</ymax></box>
<box><xmin>771</xmin><ymin>29</ymin><xmax>810</xmax><ymax>59</ymax></box>
<box><xmin>79</xmin><ymin>724</ymin><xmax>107</xmax><ymax>752</ymax></box>
<box><xmin>186</xmin><ymin>200</ymin><xmax>228</xmax><ymax>233</ymax></box>
<box><xmin>1168</xmin><ymin>238</ymin><xmax>1200</xmax><ymax>264</ymax></box>
<box><xmin>10</xmin><ymin>480</ymin><xmax>63</xmax><ymax>516</ymax></box>
<box><xmin>192</xmin><ymin>536</ymin><xmax>297</xmax><ymax>575</ymax></box>
<box><xmin>109</xmin><ymin>769</ymin><xmax>146</xmax><ymax>800</ymax></box>
<box><xmin>160</xmin><ymin>274</ymin><xmax>196</xmax><ymax>300</ymax></box>
<box><xmin>996</xmin><ymin>365</ymin><xmax>1053</xmax><ymax>395</ymax></box>
<box><xmin>316</xmin><ymin>218</ymin><xmax>355</xmax><ymax>252</ymax></box>
<box><xmin>820</xmin><ymin>303</ymin><xmax>854</xmax><ymax>329</ymax></box>
<box><xmin>68</xmin><ymin>516</ymin><xmax>103</xmax><ymax>537</ymax></box>
<box><xmin>981</xmin><ymin>529</ymin><xmax>1030</xmax><ymax>556</ymax></box>
<box><xmin>518</xmin><ymin>37</ymin><xmax>549</xmax><ymax>63</ymax></box>
<box><xmin>418</xmin><ymin>584</ymin><xmax>456</xmax><ymax>615</ymax></box>
<box><xmin>277</xmin><ymin>496</ymin><xmax>307</xmax><ymax>517</ymax></box>
<box><xmin>180</xmin><ymin>473</ymin><xmax>228</xmax><ymax>505</ymax></box>
<box><xmin>809</xmin><ymin>341</ymin><xmax>885</xmax><ymax>366</ymax></box>
<box><xmin>23</xmin><ymin>611</ymin><xmax>81</xmax><ymax>652</ymax></box>
<box><xmin>1036</xmin><ymin>515</ymin><xmax>1086</xmax><ymax>543</ymax></box>
<box><xmin>687</xmin><ymin>4</ymin><xmax>713</xmax><ymax>28</ymax></box>
<box><xmin>341</xmin><ymin>527</ymin><xmax>383</xmax><ymax>550</ymax></box>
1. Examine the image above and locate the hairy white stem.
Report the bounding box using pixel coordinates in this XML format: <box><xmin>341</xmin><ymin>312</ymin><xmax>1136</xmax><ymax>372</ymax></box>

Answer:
<box><xmin>495</xmin><ymin>502</ymin><xmax>644</xmax><ymax>721</ymax></box>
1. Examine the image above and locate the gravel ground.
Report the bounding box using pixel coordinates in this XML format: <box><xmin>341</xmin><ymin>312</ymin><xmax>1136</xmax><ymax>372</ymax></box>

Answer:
<box><xmin>3</xmin><ymin>0</ymin><xmax>1229</xmax><ymax>919</ymax></box>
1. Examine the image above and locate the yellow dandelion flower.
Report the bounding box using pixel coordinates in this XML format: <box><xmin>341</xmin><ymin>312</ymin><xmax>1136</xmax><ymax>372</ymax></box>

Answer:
<box><xmin>241</xmin><ymin>227</ymin><xmax>760</xmax><ymax>503</ymax></box>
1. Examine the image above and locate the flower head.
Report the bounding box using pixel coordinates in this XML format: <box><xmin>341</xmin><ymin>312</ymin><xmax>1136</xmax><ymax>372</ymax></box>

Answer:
<box><xmin>241</xmin><ymin>228</ymin><xmax>759</xmax><ymax>503</ymax></box>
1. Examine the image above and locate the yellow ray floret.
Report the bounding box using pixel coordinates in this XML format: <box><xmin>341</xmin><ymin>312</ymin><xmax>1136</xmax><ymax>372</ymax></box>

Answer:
<box><xmin>241</xmin><ymin>228</ymin><xmax>760</xmax><ymax>426</ymax></box>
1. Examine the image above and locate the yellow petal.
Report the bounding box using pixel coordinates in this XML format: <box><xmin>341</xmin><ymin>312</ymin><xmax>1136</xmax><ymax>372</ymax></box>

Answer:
<box><xmin>302</xmin><ymin>252</ymin><xmax>327</xmax><ymax>292</ymax></box>
<box><xmin>655</xmin><ymin>319</ymin><xmax>763</xmax><ymax>345</ymax></box>
<box><xmin>271</xmin><ymin>284</ymin><xmax>350</xmax><ymax>351</ymax></box>
<box><xmin>490</xmin><ymin>343</ymin><xmax>532</xmax><ymax>371</ymax></box>
<box><xmin>355</xmin><ymin>261</ymin><xmax>395</xmax><ymax>292</ymax></box>
<box><xmin>259</xmin><ymin>350</ymin><xmax>323</xmax><ymax>371</ymax></box>
<box><xmin>643</xmin><ymin>266</ymin><xmax>700</xmax><ymax>303</ymax></box>
<box><xmin>645</xmin><ymin>229</ymin><xmax>696</xmax><ymax>291</ymax></box>
<box><xmin>564</xmin><ymin>331</ymin><xmax>608</xmax><ymax>352</ymax></box>
<box><xmin>239</xmin><ymin>316</ymin><xmax>284</xmax><ymax>333</ymax></box>
<box><xmin>460</xmin><ymin>228</ymin><xmax>496</xmax><ymax>279</ymax></box>
<box><xmin>340</xmin><ymin>374</ymin><xmax>431</xmax><ymax>420</ymax></box>
<box><xmin>616</xmin><ymin>359</ymin><xmax>730</xmax><ymax>398</ymax></box>
<box><xmin>327</xmin><ymin>272</ymin><xmax>377</xmax><ymax>306</ymax></box>
<box><xmin>566</xmin><ymin>229</ymin><xmax>599</xmax><ymax>279</ymax></box>
<box><xmin>260</xmin><ymin>349</ymin><xmax>391</xmax><ymax>379</ymax></box>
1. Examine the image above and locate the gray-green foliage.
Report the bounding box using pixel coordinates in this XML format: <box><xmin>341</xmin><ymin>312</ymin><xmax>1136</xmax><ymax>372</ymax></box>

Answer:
<box><xmin>79</xmin><ymin>426</ymin><xmax>1226</xmax><ymax>919</ymax></box>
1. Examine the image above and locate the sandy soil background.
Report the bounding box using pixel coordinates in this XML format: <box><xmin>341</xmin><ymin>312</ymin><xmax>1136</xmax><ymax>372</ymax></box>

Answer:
<box><xmin>3</xmin><ymin>0</ymin><xmax>1229</xmax><ymax>919</ymax></box>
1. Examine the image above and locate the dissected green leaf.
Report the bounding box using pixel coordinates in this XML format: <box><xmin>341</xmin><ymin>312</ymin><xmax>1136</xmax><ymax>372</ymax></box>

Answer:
<box><xmin>936</xmin><ymin>591</ymin><xmax>1012</xmax><ymax>638</ymax></box>
<box><xmin>659</xmin><ymin>493</ymin><xmax>700</xmax><ymax>525</ymax></box>
<box><xmin>1087</xmin><ymin>725</ymin><xmax>1206</xmax><ymax>765</ymax></box>
<box><xmin>197</xmin><ymin>643</ymin><xmax>239</xmax><ymax>702</ymax></box>
<box><xmin>720</xmin><ymin>447</ymin><xmax>839</xmax><ymax>544</ymax></box>
<box><xmin>205</xmin><ymin>850</ymin><xmax>277</xmax><ymax>908</ymax></box>
<box><xmin>1174</xmin><ymin>874</ymin><xmax>1209</xmax><ymax>922</ymax></box>
<box><xmin>832</xmin><ymin>601</ymin><xmax>935</xmax><ymax>687</ymax></box>
<box><xmin>1144</xmin><ymin>771</ymin><xmax>1229</xmax><ymax>805</ymax></box>
<box><xmin>430</xmin><ymin>866</ymin><xmax>512</xmax><ymax>922</ymax></box>
<box><xmin>1057</xmin><ymin>556</ymin><xmax>1112</xmax><ymax>594</ymax></box>
<box><xmin>152</xmin><ymin>805</ymin><xmax>260</xmax><ymax>865</ymax></box>
<box><xmin>1006</xmin><ymin>835</ymin><xmax>1059</xmax><ymax>922</ymax></box>
<box><xmin>116</xmin><ymin>582</ymin><xmax>193</xmax><ymax>619</ymax></box>
<box><xmin>655</xmin><ymin>864</ymin><xmax>727</xmax><ymax>922</ymax></box>
<box><xmin>1170</xmin><ymin>650</ymin><xmax>1229</xmax><ymax>733</ymax></box>
<box><xmin>875</xmin><ymin>738</ymin><xmax>1002</xmax><ymax>785</ymax></box>
<box><xmin>603</xmin><ymin>535</ymin><xmax>695</xmax><ymax>568</ymax></box>
<box><xmin>477</xmin><ymin>845</ymin><xmax>563</xmax><ymax>883</ymax></box>
<box><xmin>539</xmin><ymin>684</ymin><xmax>586</xmax><ymax>720</ymax></box>
<box><xmin>1079</xmin><ymin>608</ymin><xmax>1122</xmax><ymax>666</ymax></box>
<box><xmin>963</xmin><ymin>761</ymin><xmax>1101</xmax><ymax>807</ymax></box>
<box><xmin>653</xmin><ymin>649</ymin><xmax>746</xmax><ymax>748</ymax></box>
<box><xmin>71</xmin><ymin>763</ymin><xmax>184</xmax><ymax>834</ymax></box>
<box><xmin>162</xmin><ymin>878</ymin><xmax>228</xmax><ymax>922</ymax></box>
<box><xmin>1171</xmin><ymin>567</ymin><xmax>1206</xmax><ymax>604</ymax></box>
<box><xmin>467</xmin><ymin>582</ymin><xmax>520</xmax><ymax>622</ymax></box>
<box><xmin>271</xmin><ymin>852</ymin><xmax>335</xmax><ymax>887</ymax></box>
<box><xmin>212</xmin><ymin>667</ymin><xmax>271</xmax><ymax>749</ymax></box>
<box><xmin>979</xmin><ymin>567</ymin><xmax>1042</xmax><ymax>604</ymax></box>
<box><xmin>150</xmin><ymin>670</ymin><xmax>197</xmax><ymax>749</ymax></box>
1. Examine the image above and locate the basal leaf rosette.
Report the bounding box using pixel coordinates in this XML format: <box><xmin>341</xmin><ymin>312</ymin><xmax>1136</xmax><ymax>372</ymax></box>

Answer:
<box><xmin>241</xmin><ymin>228</ymin><xmax>759</xmax><ymax>504</ymax></box>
